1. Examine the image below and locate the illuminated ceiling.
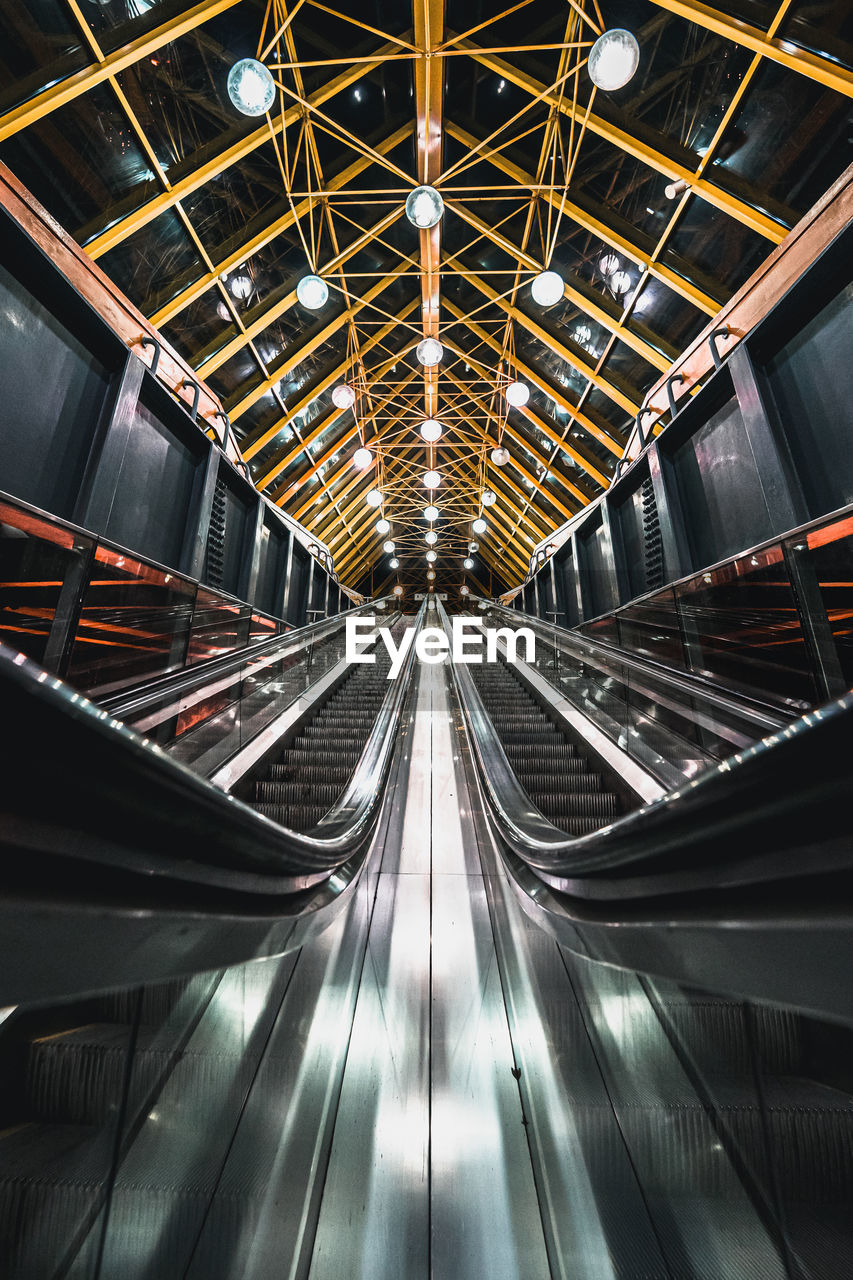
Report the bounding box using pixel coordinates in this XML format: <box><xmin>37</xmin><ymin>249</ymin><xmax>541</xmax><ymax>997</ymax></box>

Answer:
<box><xmin>0</xmin><ymin>0</ymin><xmax>851</xmax><ymax>597</ymax></box>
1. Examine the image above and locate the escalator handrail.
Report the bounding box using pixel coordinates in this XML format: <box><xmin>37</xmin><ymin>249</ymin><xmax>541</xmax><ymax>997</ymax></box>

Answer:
<box><xmin>0</xmin><ymin>604</ymin><xmax>424</xmax><ymax>896</ymax></box>
<box><xmin>443</xmin><ymin>603</ymin><xmax>853</xmax><ymax>901</ymax></box>
<box><xmin>101</xmin><ymin>596</ymin><xmax>393</xmax><ymax>721</ymax></box>
<box><xmin>473</xmin><ymin>595</ymin><xmax>792</xmax><ymax>733</ymax></box>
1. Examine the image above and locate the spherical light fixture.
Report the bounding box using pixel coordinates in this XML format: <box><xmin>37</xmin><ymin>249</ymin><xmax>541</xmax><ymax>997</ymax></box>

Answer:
<box><xmin>422</xmin><ymin>469</ymin><xmax>441</xmax><ymax>489</ymax></box>
<box><xmin>611</xmin><ymin>269</ymin><xmax>632</xmax><ymax>296</ymax></box>
<box><xmin>393</xmin><ymin>585</ymin><xmax>404</xmax><ymax>597</ymax></box>
<box><xmin>405</xmin><ymin>185</ymin><xmax>444</xmax><ymax>229</ymax></box>
<box><xmin>332</xmin><ymin>383</ymin><xmax>356</xmax><ymax>410</ymax></box>
<box><xmin>416</xmin><ymin>338</ymin><xmax>443</xmax><ymax>367</ymax></box>
<box><xmin>481</xmin><ymin>489</ymin><xmax>496</xmax><ymax>507</ymax></box>
<box><xmin>425</xmin><ymin>530</ymin><xmax>438</xmax><ymax>546</ymax></box>
<box><xmin>460</xmin><ymin>585</ymin><xmax>470</xmax><ymax>596</ymax></box>
<box><xmin>229</xmin><ymin>271</ymin><xmax>252</xmax><ymax>300</ymax></box>
<box><xmin>353</xmin><ymin>447</ymin><xmax>373</xmax><ymax>470</ymax></box>
<box><xmin>505</xmin><ymin>380</ymin><xmax>530</xmax><ymax>408</ymax></box>
<box><xmin>599</xmin><ymin>252</ymin><xmax>620</xmax><ymax>277</ymax></box>
<box><xmin>425</xmin><ymin>550</ymin><xmax>437</xmax><ymax>563</ymax></box>
<box><xmin>468</xmin><ymin>541</ymin><xmax>479</xmax><ymax>552</ymax></box>
<box><xmin>530</xmin><ymin>270</ymin><xmax>564</xmax><ymax>307</ymax></box>
<box><xmin>227</xmin><ymin>58</ymin><xmax>276</xmax><ymax>116</ymax></box>
<box><xmin>216</xmin><ymin>300</ymin><xmax>230</xmax><ymax>321</ymax></box>
<box><xmin>296</xmin><ymin>274</ymin><xmax>328</xmax><ymax>310</ymax></box>
<box><xmin>366</xmin><ymin>488</ymin><xmax>383</xmax><ymax>508</ymax></box>
<box><xmin>588</xmin><ymin>29</ymin><xmax>640</xmax><ymax>92</ymax></box>
<box><xmin>375</xmin><ymin>518</ymin><xmax>391</xmax><ymax>535</ymax></box>
<box><xmin>472</xmin><ymin>518</ymin><xmax>487</xmax><ymax>535</ymax></box>
<box><xmin>463</xmin><ymin>557</ymin><xmax>474</xmax><ymax>570</ymax></box>
<box><xmin>419</xmin><ymin>419</ymin><xmax>442</xmax><ymax>443</ymax></box>
<box><xmin>382</xmin><ymin>540</ymin><xmax>395</xmax><ymax>554</ymax></box>
<box><xmin>574</xmin><ymin>324</ymin><xmax>592</xmax><ymax>345</ymax></box>
<box><xmin>427</xmin><ymin>570</ymin><xmax>436</xmax><ymax>581</ymax></box>
<box><xmin>389</xmin><ymin>558</ymin><xmax>399</xmax><ymax>569</ymax></box>
<box><xmin>491</xmin><ymin>446</ymin><xmax>510</xmax><ymax>467</ymax></box>
<box><xmin>423</xmin><ymin>505</ymin><xmax>439</xmax><ymax>522</ymax></box>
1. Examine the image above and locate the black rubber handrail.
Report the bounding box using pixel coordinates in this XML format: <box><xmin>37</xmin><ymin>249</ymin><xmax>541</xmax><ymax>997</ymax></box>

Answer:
<box><xmin>0</xmin><ymin>604</ymin><xmax>423</xmax><ymax>897</ymax></box>
<box><xmin>444</xmin><ymin>604</ymin><xmax>853</xmax><ymax>903</ymax></box>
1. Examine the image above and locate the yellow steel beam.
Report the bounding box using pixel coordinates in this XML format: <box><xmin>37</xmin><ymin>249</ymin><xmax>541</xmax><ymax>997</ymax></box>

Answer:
<box><xmin>649</xmin><ymin>0</ymin><xmax>853</xmax><ymax>97</ymax></box>
<box><xmin>83</xmin><ymin>48</ymin><xmax>398</xmax><ymax>259</ymax></box>
<box><xmin>0</xmin><ymin>0</ymin><xmax>243</xmax><ymax>144</ymax></box>
<box><xmin>149</xmin><ymin>126</ymin><xmax>411</xmax><ymax>328</ymax></box>
<box><xmin>246</xmin><ymin>296</ymin><xmax>419</xmax><ymax>471</ymax></box>
<box><xmin>194</xmin><ymin>208</ymin><xmax>402</xmax><ymax>379</ymax></box>
<box><xmin>455</xmin><ymin>268</ymin><xmax>641</xmax><ymax>418</ymax></box>
<box><xmin>443</xmin><ymin>298</ymin><xmax>624</xmax><ymax>459</ymax></box>
<box><xmin>442</xmin><ymin>340</ymin><xmax>611</xmax><ymax>491</ymax></box>
<box><xmin>447</xmin><ymin>201</ymin><xmax>675</xmax><ymax>372</ymax></box>
<box><xmin>456</xmin><ymin>41</ymin><xmax>789</xmax><ymax>242</ymax></box>
<box><xmin>445</xmin><ymin>122</ymin><xmax>721</xmax><ymax>316</ymax></box>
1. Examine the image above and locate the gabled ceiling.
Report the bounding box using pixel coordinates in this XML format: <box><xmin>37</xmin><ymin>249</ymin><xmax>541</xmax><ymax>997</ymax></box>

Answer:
<box><xmin>0</xmin><ymin>0</ymin><xmax>851</xmax><ymax>599</ymax></box>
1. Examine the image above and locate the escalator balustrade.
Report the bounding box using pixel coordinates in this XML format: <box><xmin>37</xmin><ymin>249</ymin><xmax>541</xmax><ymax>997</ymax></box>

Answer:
<box><xmin>471</xmin><ymin>658</ymin><xmax>625</xmax><ymax>835</ymax></box>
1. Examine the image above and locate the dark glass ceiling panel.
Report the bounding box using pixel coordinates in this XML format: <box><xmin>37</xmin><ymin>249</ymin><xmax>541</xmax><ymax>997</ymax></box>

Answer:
<box><xmin>0</xmin><ymin>80</ymin><xmax>158</xmax><ymax>237</ymax></box>
<box><xmin>781</xmin><ymin>1</ymin><xmax>853</xmax><ymax>73</ymax></box>
<box><xmin>709</xmin><ymin>58</ymin><xmax>853</xmax><ymax>221</ymax></box>
<box><xmin>0</xmin><ymin>0</ymin><xmax>89</xmax><ymax>115</ymax></box>
<box><xmin>662</xmin><ymin>192</ymin><xmax>771</xmax><ymax>295</ymax></box>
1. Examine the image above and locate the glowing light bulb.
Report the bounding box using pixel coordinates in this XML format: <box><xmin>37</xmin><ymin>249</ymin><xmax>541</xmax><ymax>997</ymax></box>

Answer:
<box><xmin>405</xmin><ymin>185</ymin><xmax>444</xmax><ymax>229</ymax></box>
<box><xmin>464</xmin><ymin>557</ymin><xmax>474</xmax><ymax>569</ymax></box>
<box><xmin>227</xmin><ymin>58</ymin><xmax>276</xmax><ymax>116</ymax></box>
<box><xmin>491</xmin><ymin>446</ymin><xmax>510</xmax><ymax>466</ymax></box>
<box><xmin>468</xmin><ymin>541</ymin><xmax>479</xmax><ymax>552</ymax></box>
<box><xmin>422</xmin><ymin>469</ymin><xmax>441</xmax><ymax>488</ymax></box>
<box><xmin>460</xmin><ymin>585</ymin><xmax>470</xmax><ymax>596</ymax></box>
<box><xmin>481</xmin><ymin>489</ymin><xmax>496</xmax><ymax>507</ymax></box>
<box><xmin>425</xmin><ymin>530</ymin><xmax>438</xmax><ymax>545</ymax></box>
<box><xmin>389</xmin><ymin>558</ymin><xmax>399</xmax><ymax>569</ymax></box>
<box><xmin>366</xmin><ymin>489</ymin><xmax>383</xmax><ymax>508</ymax></box>
<box><xmin>423</xmin><ymin>505</ymin><xmax>439</xmax><ymax>522</ymax></box>
<box><xmin>427</xmin><ymin>569</ymin><xmax>436</xmax><ymax>581</ymax></box>
<box><xmin>588</xmin><ymin>29</ymin><xmax>640</xmax><ymax>91</ymax></box>
<box><xmin>472</xmin><ymin>518</ymin><xmax>487</xmax><ymax>534</ymax></box>
<box><xmin>426</xmin><ymin>550</ymin><xmax>437</xmax><ymax>563</ymax></box>
<box><xmin>332</xmin><ymin>383</ymin><xmax>356</xmax><ymax>409</ymax></box>
<box><xmin>416</xmin><ymin>338</ymin><xmax>443</xmax><ymax>367</ymax></box>
<box><xmin>353</xmin><ymin>447</ymin><xmax>373</xmax><ymax>469</ymax></box>
<box><xmin>600</xmin><ymin>252</ymin><xmax>620</xmax><ymax>277</ymax></box>
<box><xmin>229</xmin><ymin>272</ymin><xmax>252</xmax><ymax>300</ymax></box>
<box><xmin>530</xmin><ymin>270</ymin><xmax>564</xmax><ymax>307</ymax></box>
<box><xmin>383</xmin><ymin>540</ymin><xmax>395</xmax><ymax>554</ymax></box>
<box><xmin>375</xmin><ymin>518</ymin><xmax>390</xmax><ymax>535</ymax></box>
<box><xmin>393</xmin><ymin>585</ymin><xmax>404</xmax><ymax>596</ymax></box>
<box><xmin>420</xmin><ymin>419</ymin><xmax>442</xmax><ymax>442</ymax></box>
<box><xmin>611</xmin><ymin>269</ymin><xmax>632</xmax><ymax>296</ymax></box>
<box><xmin>296</xmin><ymin>274</ymin><xmax>328</xmax><ymax>309</ymax></box>
<box><xmin>505</xmin><ymin>380</ymin><xmax>530</xmax><ymax>408</ymax></box>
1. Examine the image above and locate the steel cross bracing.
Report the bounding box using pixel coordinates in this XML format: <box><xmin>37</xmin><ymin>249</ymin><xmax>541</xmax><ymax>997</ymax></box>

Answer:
<box><xmin>0</xmin><ymin>0</ymin><xmax>849</xmax><ymax>593</ymax></box>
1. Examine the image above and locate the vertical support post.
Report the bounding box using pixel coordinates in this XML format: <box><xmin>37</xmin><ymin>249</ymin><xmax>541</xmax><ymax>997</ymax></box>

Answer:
<box><xmin>42</xmin><ymin>539</ymin><xmax>96</xmax><ymax>678</ymax></box>
<box><xmin>74</xmin><ymin>352</ymin><xmax>145</xmax><ymax>534</ymax></box>
<box><xmin>182</xmin><ymin>443</ymin><xmax>219</xmax><ymax>581</ymax></box>
<box><xmin>728</xmin><ymin>345</ymin><xmax>807</xmax><ymax>534</ymax></box>
<box><xmin>783</xmin><ymin>540</ymin><xmax>847</xmax><ymax>700</ymax></box>
<box><xmin>240</xmin><ymin>499</ymin><xmax>265</xmax><ymax>605</ymax></box>
<box><xmin>646</xmin><ymin>441</ymin><xmax>689</xmax><ymax>582</ymax></box>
